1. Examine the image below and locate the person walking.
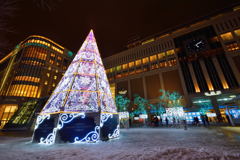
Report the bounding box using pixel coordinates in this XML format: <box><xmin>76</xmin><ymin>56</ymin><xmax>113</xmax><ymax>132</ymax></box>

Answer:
<box><xmin>183</xmin><ymin>119</ymin><xmax>187</xmax><ymax>130</ymax></box>
<box><xmin>165</xmin><ymin>117</ymin><xmax>169</xmax><ymax>127</ymax></box>
<box><xmin>159</xmin><ymin>117</ymin><xmax>162</xmax><ymax>126</ymax></box>
<box><xmin>154</xmin><ymin>116</ymin><xmax>159</xmax><ymax>127</ymax></box>
<box><xmin>201</xmin><ymin>114</ymin><xmax>206</xmax><ymax>126</ymax></box>
<box><xmin>172</xmin><ymin>117</ymin><xmax>176</xmax><ymax>128</ymax></box>
<box><xmin>196</xmin><ymin>117</ymin><xmax>199</xmax><ymax>126</ymax></box>
<box><xmin>205</xmin><ymin>115</ymin><xmax>210</xmax><ymax>126</ymax></box>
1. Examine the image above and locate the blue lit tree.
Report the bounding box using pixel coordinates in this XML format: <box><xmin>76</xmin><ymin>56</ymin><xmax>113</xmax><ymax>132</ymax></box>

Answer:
<box><xmin>115</xmin><ymin>94</ymin><xmax>130</xmax><ymax>112</ymax></box>
<box><xmin>159</xmin><ymin>89</ymin><xmax>183</xmax><ymax>108</ymax></box>
<box><xmin>158</xmin><ymin>89</ymin><xmax>184</xmax><ymax>120</ymax></box>
<box><xmin>149</xmin><ymin>104</ymin><xmax>157</xmax><ymax>115</ymax></box>
<box><xmin>131</xmin><ymin>94</ymin><xmax>148</xmax><ymax>116</ymax></box>
<box><xmin>196</xmin><ymin>99</ymin><xmax>212</xmax><ymax>115</ymax></box>
<box><xmin>150</xmin><ymin>103</ymin><xmax>166</xmax><ymax>116</ymax></box>
<box><xmin>156</xmin><ymin>103</ymin><xmax>166</xmax><ymax>116</ymax></box>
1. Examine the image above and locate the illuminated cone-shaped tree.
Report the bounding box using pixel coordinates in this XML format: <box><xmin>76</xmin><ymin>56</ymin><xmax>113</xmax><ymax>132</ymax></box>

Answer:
<box><xmin>32</xmin><ymin>30</ymin><xmax>119</xmax><ymax>144</ymax></box>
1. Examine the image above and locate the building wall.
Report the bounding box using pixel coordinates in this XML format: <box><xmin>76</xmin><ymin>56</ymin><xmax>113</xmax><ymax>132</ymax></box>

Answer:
<box><xmin>130</xmin><ymin>78</ymin><xmax>145</xmax><ymax>98</ymax></box>
<box><xmin>145</xmin><ymin>74</ymin><xmax>161</xmax><ymax>99</ymax></box>
<box><xmin>162</xmin><ymin>70</ymin><xmax>183</xmax><ymax>94</ymax></box>
<box><xmin>103</xmin><ymin>7</ymin><xmax>240</xmax><ymax>110</ymax></box>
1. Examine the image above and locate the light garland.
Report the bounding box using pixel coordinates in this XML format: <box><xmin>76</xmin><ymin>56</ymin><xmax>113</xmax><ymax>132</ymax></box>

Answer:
<box><xmin>100</xmin><ymin>113</ymin><xmax>113</xmax><ymax>127</ymax></box>
<box><xmin>74</xmin><ymin>126</ymin><xmax>100</xmax><ymax>143</ymax></box>
<box><xmin>57</xmin><ymin>113</ymin><xmax>86</xmax><ymax>129</ymax></box>
<box><xmin>39</xmin><ymin>30</ymin><xmax>117</xmax><ymax>114</ymax></box>
<box><xmin>39</xmin><ymin>128</ymin><xmax>57</xmax><ymax>145</ymax></box>
<box><xmin>34</xmin><ymin>114</ymin><xmax>50</xmax><ymax>129</ymax></box>
<box><xmin>108</xmin><ymin>125</ymin><xmax>120</xmax><ymax>139</ymax></box>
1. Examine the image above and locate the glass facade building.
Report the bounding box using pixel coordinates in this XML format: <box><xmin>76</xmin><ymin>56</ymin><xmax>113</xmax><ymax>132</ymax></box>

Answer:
<box><xmin>0</xmin><ymin>35</ymin><xmax>74</xmax><ymax>128</ymax></box>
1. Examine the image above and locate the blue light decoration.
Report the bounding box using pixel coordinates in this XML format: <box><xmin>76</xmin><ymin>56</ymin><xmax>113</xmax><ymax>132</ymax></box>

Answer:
<box><xmin>184</xmin><ymin>112</ymin><xmax>202</xmax><ymax>124</ymax></box>
<box><xmin>32</xmin><ymin>30</ymin><xmax>119</xmax><ymax>144</ymax></box>
<box><xmin>227</xmin><ymin>109</ymin><xmax>240</xmax><ymax>119</ymax></box>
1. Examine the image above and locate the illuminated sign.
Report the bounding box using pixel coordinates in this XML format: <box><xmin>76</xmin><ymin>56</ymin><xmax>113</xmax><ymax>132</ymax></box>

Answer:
<box><xmin>139</xmin><ymin>114</ymin><xmax>148</xmax><ymax>119</ymax></box>
<box><xmin>119</xmin><ymin>112</ymin><xmax>129</xmax><ymax>119</ymax></box>
<box><xmin>206</xmin><ymin>113</ymin><xmax>216</xmax><ymax>117</ymax></box>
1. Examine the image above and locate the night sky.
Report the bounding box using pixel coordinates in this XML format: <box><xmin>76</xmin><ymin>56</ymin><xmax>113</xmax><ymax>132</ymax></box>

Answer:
<box><xmin>1</xmin><ymin>0</ymin><xmax>240</xmax><ymax>58</ymax></box>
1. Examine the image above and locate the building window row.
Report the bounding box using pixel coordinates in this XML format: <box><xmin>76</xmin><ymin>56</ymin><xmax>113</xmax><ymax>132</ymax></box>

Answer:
<box><xmin>22</xmin><ymin>60</ymin><xmax>44</xmax><ymax>66</ymax></box>
<box><xmin>225</xmin><ymin>42</ymin><xmax>240</xmax><ymax>52</ymax></box>
<box><xmin>106</xmin><ymin>40</ymin><xmax>174</xmax><ymax>68</ymax></box>
<box><xmin>219</xmin><ymin>29</ymin><xmax>240</xmax><ymax>42</ymax></box>
<box><xmin>26</xmin><ymin>39</ymin><xmax>50</xmax><ymax>47</ymax></box>
<box><xmin>14</xmin><ymin>76</ymin><xmax>40</xmax><ymax>83</ymax></box>
<box><xmin>107</xmin><ymin>58</ymin><xmax>177</xmax><ymax>80</ymax></box>
<box><xmin>25</xmin><ymin>38</ymin><xmax>64</xmax><ymax>54</ymax></box>
<box><xmin>24</xmin><ymin>47</ymin><xmax>47</xmax><ymax>61</ymax></box>
<box><xmin>7</xmin><ymin>84</ymin><xmax>39</xmax><ymax>98</ymax></box>
<box><xmin>106</xmin><ymin>49</ymin><xmax>176</xmax><ymax>75</ymax></box>
<box><xmin>51</xmin><ymin>45</ymin><xmax>63</xmax><ymax>54</ymax></box>
<box><xmin>220</xmin><ymin>32</ymin><xmax>234</xmax><ymax>41</ymax></box>
<box><xmin>215</xmin><ymin>15</ymin><xmax>240</xmax><ymax>33</ymax></box>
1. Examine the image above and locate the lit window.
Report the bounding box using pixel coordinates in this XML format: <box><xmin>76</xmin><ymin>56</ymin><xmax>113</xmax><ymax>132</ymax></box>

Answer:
<box><xmin>54</xmin><ymin>76</ymin><xmax>57</xmax><ymax>80</ymax></box>
<box><xmin>122</xmin><ymin>63</ymin><xmax>128</xmax><ymax>70</ymax></box>
<box><xmin>47</xmin><ymin>73</ymin><xmax>50</xmax><ymax>77</ymax></box>
<box><xmin>158</xmin><ymin>52</ymin><xmax>165</xmax><ymax>60</ymax></box>
<box><xmin>52</xmin><ymin>83</ymin><xmax>56</xmax><ymax>87</ymax></box>
<box><xmin>7</xmin><ymin>85</ymin><xmax>39</xmax><ymax>98</ymax></box>
<box><xmin>14</xmin><ymin>76</ymin><xmax>40</xmax><ymax>83</ymax></box>
<box><xmin>129</xmin><ymin>61</ymin><xmax>135</xmax><ymax>68</ymax></box>
<box><xmin>44</xmin><ymin>81</ymin><xmax>48</xmax><ymax>85</ymax></box>
<box><xmin>105</xmin><ymin>69</ymin><xmax>109</xmax><ymax>74</ymax></box>
<box><xmin>150</xmin><ymin>55</ymin><xmax>157</xmax><ymax>62</ymax></box>
<box><xmin>220</xmin><ymin>32</ymin><xmax>233</xmax><ymax>41</ymax></box>
<box><xmin>110</xmin><ymin>68</ymin><xmax>115</xmax><ymax>73</ymax></box>
<box><xmin>166</xmin><ymin>49</ymin><xmax>175</xmax><ymax>56</ymax></box>
<box><xmin>142</xmin><ymin>57</ymin><xmax>149</xmax><ymax>64</ymax></box>
<box><xmin>210</xmin><ymin>36</ymin><xmax>219</xmax><ymax>42</ymax></box>
<box><xmin>226</xmin><ymin>42</ymin><xmax>239</xmax><ymax>52</ymax></box>
<box><xmin>135</xmin><ymin>59</ymin><xmax>142</xmax><ymax>66</ymax></box>
<box><xmin>48</xmin><ymin>67</ymin><xmax>51</xmax><ymax>70</ymax></box>
<box><xmin>234</xmin><ymin>29</ymin><xmax>240</xmax><ymax>37</ymax></box>
<box><xmin>56</xmin><ymin>70</ymin><xmax>58</xmax><ymax>73</ymax></box>
<box><xmin>116</xmin><ymin>65</ymin><xmax>121</xmax><ymax>71</ymax></box>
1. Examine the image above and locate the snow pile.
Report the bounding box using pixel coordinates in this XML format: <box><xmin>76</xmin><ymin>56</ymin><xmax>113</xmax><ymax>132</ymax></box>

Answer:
<box><xmin>0</xmin><ymin>128</ymin><xmax>240</xmax><ymax>160</ymax></box>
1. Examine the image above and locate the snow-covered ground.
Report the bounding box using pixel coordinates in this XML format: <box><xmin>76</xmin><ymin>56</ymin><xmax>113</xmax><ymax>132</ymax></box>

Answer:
<box><xmin>0</xmin><ymin>127</ymin><xmax>240</xmax><ymax>160</ymax></box>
